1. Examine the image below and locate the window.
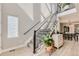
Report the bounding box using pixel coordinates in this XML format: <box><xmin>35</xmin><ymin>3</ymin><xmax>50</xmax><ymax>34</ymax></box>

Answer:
<box><xmin>8</xmin><ymin>16</ymin><xmax>18</xmax><ymax>38</ymax></box>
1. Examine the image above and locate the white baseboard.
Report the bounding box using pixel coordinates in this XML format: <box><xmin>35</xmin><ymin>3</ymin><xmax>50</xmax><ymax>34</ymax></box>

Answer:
<box><xmin>0</xmin><ymin>37</ymin><xmax>33</xmax><ymax>54</ymax></box>
<box><xmin>1</xmin><ymin>43</ymin><xmax>26</xmax><ymax>54</ymax></box>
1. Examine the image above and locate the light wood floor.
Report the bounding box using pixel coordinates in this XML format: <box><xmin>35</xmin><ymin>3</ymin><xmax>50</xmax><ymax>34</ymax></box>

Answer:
<box><xmin>0</xmin><ymin>47</ymin><xmax>33</xmax><ymax>56</ymax></box>
<box><xmin>1</xmin><ymin>40</ymin><xmax>79</xmax><ymax>56</ymax></box>
<box><xmin>39</xmin><ymin>40</ymin><xmax>79</xmax><ymax>56</ymax></box>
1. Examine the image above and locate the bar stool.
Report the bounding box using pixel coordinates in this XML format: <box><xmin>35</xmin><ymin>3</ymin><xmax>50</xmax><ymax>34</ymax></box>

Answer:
<box><xmin>63</xmin><ymin>34</ymin><xmax>69</xmax><ymax>40</ymax></box>
<box><xmin>68</xmin><ymin>34</ymin><xmax>72</xmax><ymax>40</ymax></box>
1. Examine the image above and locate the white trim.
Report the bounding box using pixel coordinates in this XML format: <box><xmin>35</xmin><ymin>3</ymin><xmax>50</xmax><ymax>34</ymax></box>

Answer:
<box><xmin>24</xmin><ymin>36</ymin><xmax>33</xmax><ymax>45</ymax></box>
<box><xmin>58</xmin><ymin>8</ymin><xmax>77</xmax><ymax>17</ymax></box>
<box><xmin>0</xmin><ymin>37</ymin><xmax>32</xmax><ymax>54</ymax></box>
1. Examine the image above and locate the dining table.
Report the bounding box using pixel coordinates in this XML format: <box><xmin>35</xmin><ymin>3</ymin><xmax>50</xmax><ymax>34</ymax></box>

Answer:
<box><xmin>63</xmin><ymin>32</ymin><xmax>79</xmax><ymax>41</ymax></box>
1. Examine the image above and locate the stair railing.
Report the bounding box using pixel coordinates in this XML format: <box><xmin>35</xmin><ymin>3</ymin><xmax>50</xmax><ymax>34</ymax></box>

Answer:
<box><xmin>33</xmin><ymin>14</ymin><xmax>52</xmax><ymax>53</ymax></box>
<box><xmin>24</xmin><ymin>11</ymin><xmax>52</xmax><ymax>35</ymax></box>
<box><xmin>33</xmin><ymin>11</ymin><xmax>58</xmax><ymax>54</ymax></box>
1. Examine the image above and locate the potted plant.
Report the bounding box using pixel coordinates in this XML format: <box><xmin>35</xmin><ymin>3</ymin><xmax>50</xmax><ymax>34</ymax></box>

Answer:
<box><xmin>42</xmin><ymin>33</ymin><xmax>54</xmax><ymax>53</ymax></box>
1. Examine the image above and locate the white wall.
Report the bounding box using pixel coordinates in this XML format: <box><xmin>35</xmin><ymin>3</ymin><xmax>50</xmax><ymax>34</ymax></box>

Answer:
<box><xmin>1</xmin><ymin>3</ymin><xmax>35</xmax><ymax>49</ymax></box>
<box><xmin>1</xmin><ymin>3</ymin><xmax>57</xmax><ymax>50</ymax></box>
<box><xmin>0</xmin><ymin>4</ymin><xmax>1</xmax><ymax>50</ymax></box>
<box><xmin>41</xmin><ymin>3</ymin><xmax>50</xmax><ymax>18</ymax></box>
<box><xmin>18</xmin><ymin>3</ymin><xmax>33</xmax><ymax>20</ymax></box>
<box><xmin>1</xmin><ymin>3</ymin><xmax>42</xmax><ymax>50</ymax></box>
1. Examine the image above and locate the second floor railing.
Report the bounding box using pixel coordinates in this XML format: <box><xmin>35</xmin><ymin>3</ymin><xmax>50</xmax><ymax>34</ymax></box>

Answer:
<box><xmin>57</xmin><ymin>3</ymin><xmax>75</xmax><ymax>13</ymax></box>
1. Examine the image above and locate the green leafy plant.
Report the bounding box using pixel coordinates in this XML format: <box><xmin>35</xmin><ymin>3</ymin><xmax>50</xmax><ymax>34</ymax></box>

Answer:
<box><xmin>42</xmin><ymin>34</ymin><xmax>54</xmax><ymax>47</ymax></box>
<box><xmin>58</xmin><ymin>3</ymin><xmax>71</xmax><ymax>11</ymax></box>
<box><xmin>58</xmin><ymin>3</ymin><xmax>70</xmax><ymax>8</ymax></box>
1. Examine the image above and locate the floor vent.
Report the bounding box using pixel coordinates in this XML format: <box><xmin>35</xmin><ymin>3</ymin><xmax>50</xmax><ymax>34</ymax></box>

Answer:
<box><xmin>9</xmin><ymin>49</ymin><xmax>15</xmax><ymax>52</ymax></box>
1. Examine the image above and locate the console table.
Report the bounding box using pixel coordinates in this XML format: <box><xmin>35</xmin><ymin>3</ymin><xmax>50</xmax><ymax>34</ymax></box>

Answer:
<box><xmin>52</xmin><ymin>34</ymin><xmax>64</xmax><ymax>48</ymax></box>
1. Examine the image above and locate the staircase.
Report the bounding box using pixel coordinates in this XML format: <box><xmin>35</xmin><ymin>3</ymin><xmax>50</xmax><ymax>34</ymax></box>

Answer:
<box><xmin>27</xmin><ymin>14</ymin><xmax>57</xmax><ymax>50</ymax></box>
<box><xmin>24</xmin><ymin>3</ymin><xmax>77</xmax><ymax>55</ymax></box>
<box><xmin>33</xmin><ymin>11</ymin><xmax>58</xmax><ymax>54</ymax></box>
<box><xmin>32</xmin><ymin>3</ymin><xmax>77</xmax><ymax>54</ymax></box>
